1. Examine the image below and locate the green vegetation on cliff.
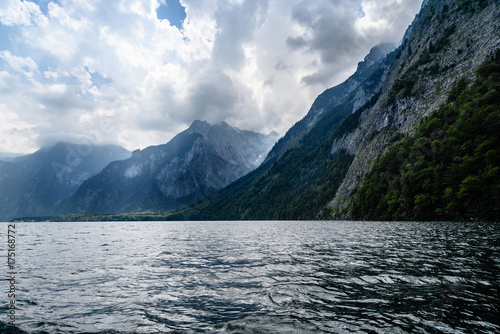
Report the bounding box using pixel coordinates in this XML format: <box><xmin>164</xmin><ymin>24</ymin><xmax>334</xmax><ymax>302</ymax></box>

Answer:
<box><xmin>351</xmin><ymin>50</ymin><xmax>500</xmax><ymax>221</ymax></box>
<box><xmin>172</xmin><ymin>92</ymin><xmax>379</xmax><ymax>220</ymax></box>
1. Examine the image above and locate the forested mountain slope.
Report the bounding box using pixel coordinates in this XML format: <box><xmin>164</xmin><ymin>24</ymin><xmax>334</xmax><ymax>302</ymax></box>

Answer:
<box><xmin>175</xmin><ymin>0</ymin><xmax>500</xmax><ymax>221</ymax></box>
<box><xmin>351</xmin><ymin>51</ymin><xmax>500</xmax><ymax>221</ymax></box>
<box><xmin>329</xmin><ymin>0</ymin><xmax>500</xmax><ymax>220</ymax></box>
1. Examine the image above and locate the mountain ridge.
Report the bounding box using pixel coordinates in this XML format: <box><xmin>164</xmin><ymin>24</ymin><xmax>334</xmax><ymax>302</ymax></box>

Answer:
<box><xmin>0</xmin><ymin>142</ymin><xmax>131</xmax><ymax>221</ymax></box>
<box><xmin>264</xmin><ymin>43</ymin><xmax>395</xmax><ymax>164</ymax></box>
<box><xmin>56</xmin><ymin>120</ymin><xmax>278</xmax><ymax>215</ymax></box>
<box><xmin>164</xmin><ymin>43</ymin><xmax>400</xmax><ymax>220</ymax></box>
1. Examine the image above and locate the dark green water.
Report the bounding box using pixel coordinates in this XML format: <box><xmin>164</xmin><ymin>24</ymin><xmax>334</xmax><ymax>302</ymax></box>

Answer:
<box><xmin>1</xmin><ymin>221</ymin><xmax>499</xmax><ymax>333</ymax></box>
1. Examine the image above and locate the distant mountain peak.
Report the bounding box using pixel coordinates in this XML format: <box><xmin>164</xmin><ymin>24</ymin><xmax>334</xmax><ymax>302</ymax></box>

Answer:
<box><xmin>191</xmin><ymin>119</ymin><xmax>209</xmax><ymax>126</ymax></box>
<box><xmin>356</xmin><ymin>43</ymin><xmax>395</xmax><ymax>72</ymax></box>
<box><xmin>58</xmin><ymin>121</ymin><xmax>278</xmax><ymax>215</ymax></box>
<box><xmin>263</xmin><ymin>41</ymin><xmax>396</xmax><ymax>164</ymax></box>
<box><xmin>0</xmin><ymin>143</ymin><xmax>131</xmax><ymax>221</ymax></box>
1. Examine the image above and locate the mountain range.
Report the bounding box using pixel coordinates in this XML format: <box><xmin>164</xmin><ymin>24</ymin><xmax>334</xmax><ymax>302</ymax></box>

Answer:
<box><xmin>57</xmin><ymin>121</ymin><xmax>278</xmax><ymax>215</ymax></box>
<box><xmin>0</xmin><ymin>143</ymin><xmax>131</xmax><ymax>221</ymax></box>
<box><xmin>4</xmin><ymin>0</ymin><xmax>500</xmax><ymax>222</ymax></box>
<box><xmin>1</xmin><ymin>121</ymin><xmax>277</xmax><ymax>221</ymax></box>
<box><xmin>172</xmin><ymin>0</ymin><xmax>500</xmax><ymax>221</ymax></box>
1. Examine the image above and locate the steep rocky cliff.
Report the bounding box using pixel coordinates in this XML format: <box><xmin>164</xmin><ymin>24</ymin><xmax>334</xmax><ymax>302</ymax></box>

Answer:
<box><xmin>264</xmin><ymin>43</ymin><xmax>395</xmax><ymax>163</ymax></box>
<box><xmin>329</xmin><ymin>0</ymin><xmax>500</xmax><ymax>218</ymax></box>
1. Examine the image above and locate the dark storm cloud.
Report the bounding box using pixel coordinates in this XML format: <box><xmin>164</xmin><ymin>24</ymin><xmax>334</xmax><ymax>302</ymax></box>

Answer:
<box><xmin>301</xmin><ymin>70</ymin><xmax>336</xmax><ymax>86</ymax></box>
<box><xmin>286</xmin><ymin>35</ymin><xmax>308</xmax><ymax>50</ymax></box>
<box><xmin>287</xmin><ymin>1</ymin><xmax>366</xmax><ymax>86</ymax></box>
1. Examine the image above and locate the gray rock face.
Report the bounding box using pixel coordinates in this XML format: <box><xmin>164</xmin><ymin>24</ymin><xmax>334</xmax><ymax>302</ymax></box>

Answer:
<box><xmin>264</xmin><ymin>43</ymin><xmax>395</xmax><ymax>164</ymax></box>
<box><xmin>61</xmin><ymin>120</ymin><xmax>278</xmax><ymax>214</ymax></box>
<box><xmin>328</xmin><ymin>0</ymin><xmax>500</xmax><ymax>218</ymax></box>
<box><xmin>0</xmin><ymin>143</ymin><xmax>131</xmax><ymax>221</ymax></box>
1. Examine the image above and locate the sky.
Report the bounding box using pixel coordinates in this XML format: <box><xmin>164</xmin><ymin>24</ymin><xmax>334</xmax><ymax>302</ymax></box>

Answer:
<box><xmin>0</xmin><ymin>0</ymin><xmax>423</xmax><ymax>153</ymax></box>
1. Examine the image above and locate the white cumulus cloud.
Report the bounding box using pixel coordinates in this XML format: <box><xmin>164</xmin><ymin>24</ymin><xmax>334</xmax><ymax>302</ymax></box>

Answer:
<box><xmin>0</xmin><ymin>0</ymin><xmax>423</xmax><ymax>153</ymax></box>
<box><xmin>0</xmin><ymin>0</ymin><xmax>43</xmax><ymax>26</ymax></box>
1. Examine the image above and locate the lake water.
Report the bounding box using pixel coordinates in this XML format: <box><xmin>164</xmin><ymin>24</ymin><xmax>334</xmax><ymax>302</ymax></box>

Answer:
<box><xmin>1</xmin><ymin>221</ymin><xmax>499</xmax><ymax>333</ymax></box>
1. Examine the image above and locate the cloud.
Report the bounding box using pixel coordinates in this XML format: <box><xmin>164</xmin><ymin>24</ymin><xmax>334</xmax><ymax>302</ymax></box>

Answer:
<box><xmin>211</xmin><ymin>0</ymin><xmax>268</xmax><ymax>70</ymax></box>
<box><xmin>0</xmin><ymin>50</ymin><xmax>38</xmax><ymax>72</ymax></box>
<box><xmin>0</xmin><ymin>0</ymin><xmax>43</xmax><ymax>26</ymax></box>
<box><xmin>0</xmin><ymin>0</ymin><xmax>423</xmax><ymax>153</ymax></box>
<box><xmin>47</xmin><ymin>2</ymin><xmax>87</xmax><ymax>30</ymax></box>
<box><xmin>290</xmin><ymin>2</ymin><xmax>360</xmax><ymax>63</ymax></box>
<box><xmin>0</xmin><ymin>104</ymin><xmax>36</xmax><ymax>153</ymax></box>
<box><xmin>286</xmin><ymin>0</ymin><xmax>423</xmax><ymax>86</ymax></box>
<box><xmin>186</xmin><ymin>70</ymin><xmax>240</xmax><ymax>122</ymax></box>
<box><xmin>286</xmin><ymin>35</ymin><xmax>308</xmax><ymax>50</ymax></box>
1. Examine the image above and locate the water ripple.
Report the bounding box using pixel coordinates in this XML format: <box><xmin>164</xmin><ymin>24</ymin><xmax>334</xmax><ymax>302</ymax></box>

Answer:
<box><xmin>0</xmin><ymin>221</ymin><xmax>498</xmax><ymax>333</ymax></box>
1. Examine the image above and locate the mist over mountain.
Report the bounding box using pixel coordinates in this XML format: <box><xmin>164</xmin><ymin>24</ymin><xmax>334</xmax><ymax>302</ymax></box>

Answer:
<box><xmin>0</xmin><ymin>143</ymin><xmax>131</xmax><ymax>221</ymax></box>
<box><xmin>57</xmin><ymin>121</ymin><xmax>278</xmax><ymax>215</ymax></box>
<box><xmin>0</xmin><ymin>152</ymin><xmax>25</xmax><ymax>162</ymax></box>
